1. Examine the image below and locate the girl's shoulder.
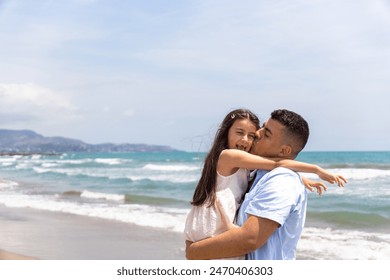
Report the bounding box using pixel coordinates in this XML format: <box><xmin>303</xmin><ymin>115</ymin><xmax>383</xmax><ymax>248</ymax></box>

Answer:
<box><xmin>217</xmin><ymin>167</ymin><xmax>247</xmax><ymax>179</ymax></box>
<box><xmin>218</xmin><ymin>149</ymin><xmax>247</xmax><ymax>163</ymax></box>
<box><xmin>217</xmin><ymin>149</ymin><xmax>239</xmax><ymax>176</ymax></box>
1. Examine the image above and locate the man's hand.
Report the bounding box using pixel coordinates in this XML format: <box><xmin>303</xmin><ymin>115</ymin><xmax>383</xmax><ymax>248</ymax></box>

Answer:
<box><xmin>185</xmin><ymin>215</ymin><xmax>279</xmax><ymax>260</ymax></box>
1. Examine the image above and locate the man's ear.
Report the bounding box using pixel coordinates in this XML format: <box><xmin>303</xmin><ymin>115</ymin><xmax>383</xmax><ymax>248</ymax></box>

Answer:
<box><xmin>280</xmin><ymin>145</ymin><xmax>292</xmax><ymax>157</ymax></box>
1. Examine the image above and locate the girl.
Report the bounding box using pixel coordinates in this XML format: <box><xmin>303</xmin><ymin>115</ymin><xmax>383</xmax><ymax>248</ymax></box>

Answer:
<box><xmin>184</xmin><ymin>108</ymin><xmax>346</xmax><ymax>246</ymax></box>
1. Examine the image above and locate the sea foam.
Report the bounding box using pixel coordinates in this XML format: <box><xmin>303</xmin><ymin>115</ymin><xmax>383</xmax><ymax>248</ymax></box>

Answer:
<box><xmin>298</xmin><ymin>227</ymin><xmax>390</xmax><ymax>260</ymax></box>
<box><xmin>80</xmin><ymin>190</ymin><xmax>125</xmax><ymax>202</ymax></box>
<box><xmin>300</xmin><ymin>168</ymin><xmax>390</xmax><ymax>180</ymax></box>
<box><xmin>142</xmin><ymin>164</ymin><xmax>199</xmax><ymax>171</ymax></box>
<box><xmin>0</xmin><ymin>191</ymin><xmax>188</xmax><ymax>233</ymax></box>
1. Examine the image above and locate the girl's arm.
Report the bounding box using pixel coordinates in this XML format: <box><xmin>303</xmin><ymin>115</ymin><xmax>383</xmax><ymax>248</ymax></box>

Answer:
<box><xmin>302</xmin><ymin>176</ymin><xmax>327</xmax><ymax>195</ymax></box>
<box><xmin>217</xmin><ymin>149</ymin><xmax>282</xmax><ymax>175</ymax></box>
<box><xmin>218</xmin><ymin>149</ymin><xmax>347</xmax><ymax>186</ymax></box>
<box><xmin>278</xmin><ymin>159</ymin><xmax>347</xmax><ymax>187</ymax></box>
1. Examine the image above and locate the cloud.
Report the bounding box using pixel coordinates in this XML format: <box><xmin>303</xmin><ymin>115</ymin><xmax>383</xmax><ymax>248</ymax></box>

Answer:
<box><xmin>0</xmin><ymin>83</ymin><xmax>81</xmax><ymax>126</ymax></box>
<box><xmin>122</xmin><ymin>109</ymin><xmax>135</xmax><ymax>118</ymax></box>
<box><xmin>131</xmin><ymin>0</ymin><xmax>390</xmax><ymax>82</ymax></box>
<box><xmin>0</xmin><ymin>0</ymin><xmax>388</xmax><ymax>150</ymax></box>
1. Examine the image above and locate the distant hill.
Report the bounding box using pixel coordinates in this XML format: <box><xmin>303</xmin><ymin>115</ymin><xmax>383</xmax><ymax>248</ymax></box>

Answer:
<box><xmin>0</xmin><ymin>129</ymin><xmax>177</xmax><ymax>154</ymax></box>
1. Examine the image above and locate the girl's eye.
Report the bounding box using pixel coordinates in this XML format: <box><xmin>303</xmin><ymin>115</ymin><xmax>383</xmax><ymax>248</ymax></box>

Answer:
<box><xmin>248</xmin><ymin>134</ymin><xmax>255</xmax><ymax>140</ymax></box>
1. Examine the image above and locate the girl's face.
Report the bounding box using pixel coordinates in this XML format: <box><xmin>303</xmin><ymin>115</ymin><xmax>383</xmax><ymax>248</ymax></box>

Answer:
<box><xmin>227</xmin><ymin>119</ymin><xmax>256</xmax><ymax>152</ymax></box>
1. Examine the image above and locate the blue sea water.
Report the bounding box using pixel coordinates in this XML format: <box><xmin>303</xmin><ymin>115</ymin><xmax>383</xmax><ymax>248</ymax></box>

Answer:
<box><xmin>0</xmin><ymin>151</ymin><xmax>389</xmax><ymax>259</ymax></box>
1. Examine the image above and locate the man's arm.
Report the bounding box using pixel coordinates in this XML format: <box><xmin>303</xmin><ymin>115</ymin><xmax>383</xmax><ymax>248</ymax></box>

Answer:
<box><xmin>186</xmin><ymin>214</ymin><xmax>279</xmax><ymax>259</ymax></box>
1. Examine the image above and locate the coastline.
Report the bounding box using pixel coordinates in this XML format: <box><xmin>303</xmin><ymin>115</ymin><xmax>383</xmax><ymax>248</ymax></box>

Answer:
<box><xmin>0</xmin><ymin>204</ymin><xmax>185</xmax><ymax>260</ymax></box>
<box><xmin>1</xmin><ymin>203</ymin><xmax>390</xmax><ymax>260</ymax></box>
<box><xmin>1</xmin><ymin>151</ymin><xmax>389</xmax><ymax>260</ymax></box>
<box><xmin>2</xmin><ymin>203</ymin><xmax>390</xmax><ymax>260</ymax></box>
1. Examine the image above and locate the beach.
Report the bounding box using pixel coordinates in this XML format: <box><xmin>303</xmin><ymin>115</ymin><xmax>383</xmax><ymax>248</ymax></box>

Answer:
<box><xmin>0</xmin><ymin>151</ymin><xmax>390</xmax><ymax>260</ymax></box>
<box><xmin>2</xmin><ymin>203</ymin><xmax>390</xmax><ymax>260</ymax></box>
<box><xmin>2</xmin><ymin>205</ymin><xmax>390</xmax><ymax>260</ymax></box>
<box><xmin>2</xmin><ymin>205</ymin><xmax>390</xmax><ymax>261</ymax></box>
<box><xmin>0</xmin><ymin>204</ymin><xmax>185</xmax><ymax>260</ymax></box>
<box><xmin>0</xmin><ymin>249</ymin><xmax>36</xmax><ymax>260</ymax></box>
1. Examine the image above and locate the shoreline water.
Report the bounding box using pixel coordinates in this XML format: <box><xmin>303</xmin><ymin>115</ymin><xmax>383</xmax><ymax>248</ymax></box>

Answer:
<box><xmin>1</xmin><ymin>203</ymin><xmax>390</xmax><ymax>260</ymax></box>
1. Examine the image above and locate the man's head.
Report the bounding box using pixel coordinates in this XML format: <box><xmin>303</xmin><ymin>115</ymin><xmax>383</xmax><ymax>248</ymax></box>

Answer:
<box><xmin>251</xmin><ymin>109</ymin><xmax>309</xmax><ymax>159</ymax></box>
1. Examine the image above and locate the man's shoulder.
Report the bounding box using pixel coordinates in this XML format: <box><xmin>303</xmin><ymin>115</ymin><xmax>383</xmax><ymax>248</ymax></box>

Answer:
<box><xmin>254</xmin><ymin>167</ymin><xmax>304</xmax><ymax>194</ymax></box>
<box><xmin>261</xmin><ymin>167</ymin><xmax>301</xmax><ymax>181</ymax></box>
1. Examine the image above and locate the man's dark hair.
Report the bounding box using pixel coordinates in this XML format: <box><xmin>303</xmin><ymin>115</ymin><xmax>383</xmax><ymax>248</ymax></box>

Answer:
<box><xmin>271</xmin><ymin>109</ymin><xmax>309</xmax><ymax>157</ymax></box>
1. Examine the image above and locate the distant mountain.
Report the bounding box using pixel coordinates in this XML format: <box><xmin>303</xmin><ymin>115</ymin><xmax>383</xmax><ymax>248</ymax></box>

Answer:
<box><xmin>0</xmin><ymin>129</ymin><xmax>177</xmax><ymax>154</ymax></box>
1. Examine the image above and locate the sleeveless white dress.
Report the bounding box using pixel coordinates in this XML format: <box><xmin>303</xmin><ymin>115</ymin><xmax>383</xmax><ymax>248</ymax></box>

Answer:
<box><xmin>184</xmin><ymin>168</ymin><xmax>248</xmax><ymax>247</ymax></box>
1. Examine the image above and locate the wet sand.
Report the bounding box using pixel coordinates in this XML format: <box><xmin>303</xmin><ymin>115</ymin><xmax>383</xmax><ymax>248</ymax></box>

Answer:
<box><xmin>0</xmin><ymin>204</ymin><xmax>185</xmax><ymax>260</ymax></box>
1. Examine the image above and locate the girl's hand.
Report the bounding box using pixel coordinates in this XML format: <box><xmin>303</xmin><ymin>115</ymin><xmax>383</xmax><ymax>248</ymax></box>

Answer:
<box><xmin>302</xmin><ymin>176</ymin><xmax>327</xmax><ymax>196</ymax></box>
<box><xmin>317</xmin><ymin>168</ymin><xmax>348</xmax><ymax>187</ymax></box>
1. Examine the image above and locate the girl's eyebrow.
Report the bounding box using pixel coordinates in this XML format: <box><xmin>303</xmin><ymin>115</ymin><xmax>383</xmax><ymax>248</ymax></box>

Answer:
<box><xmin>235</xmin><ymin>127</ymin><xmax>251</xmax><ymax>132</ymax></box>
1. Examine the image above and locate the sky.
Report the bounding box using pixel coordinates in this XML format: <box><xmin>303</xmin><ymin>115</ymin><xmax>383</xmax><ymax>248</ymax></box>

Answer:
<box><xmin>0</xmin><ymin>0</ymin><xmax>389</xmax><ymax>152</ymax></box>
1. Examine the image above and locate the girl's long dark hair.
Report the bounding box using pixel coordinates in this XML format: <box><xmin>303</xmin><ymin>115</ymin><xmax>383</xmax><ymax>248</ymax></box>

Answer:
<box><xmin>191</xmin><ymin>109</ymin><xmax>260</xmax><ymax>207</ymax></box>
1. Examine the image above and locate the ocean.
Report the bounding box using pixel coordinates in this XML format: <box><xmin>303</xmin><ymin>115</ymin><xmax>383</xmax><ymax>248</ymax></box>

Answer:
<box><xmin>0</xmin><ymin>151</ymin><xmax>389</xmax><ymax>260</ymax></box>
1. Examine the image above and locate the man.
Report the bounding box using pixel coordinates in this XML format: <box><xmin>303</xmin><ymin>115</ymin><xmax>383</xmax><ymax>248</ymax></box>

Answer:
<box><xmin>186</xmin><ymin>109</ymin><xmax>310</xmax><ymax>260</ymax></box>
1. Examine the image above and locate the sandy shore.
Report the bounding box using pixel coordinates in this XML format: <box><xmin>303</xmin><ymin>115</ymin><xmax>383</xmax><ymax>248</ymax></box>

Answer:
<box><xmin>3</xmin><ymin>204</ymin><xmax>388</xmax><ymax>261</ymax></box>
<box><xmin>0</xmin><ymin>204</ymin><xmax>185</xmax><ymax>260</ymax></box>
<box><xmin>0</xmin><ymin>249</ymin><xmax>36</xmax><ymax>260</ymax></box>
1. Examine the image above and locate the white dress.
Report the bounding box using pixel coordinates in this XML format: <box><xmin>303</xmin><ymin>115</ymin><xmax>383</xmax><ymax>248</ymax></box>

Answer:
<box><xmin>184</xmin><ymin>168</ymin><xmax>248</xmax><ymax>242</ymax></box>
